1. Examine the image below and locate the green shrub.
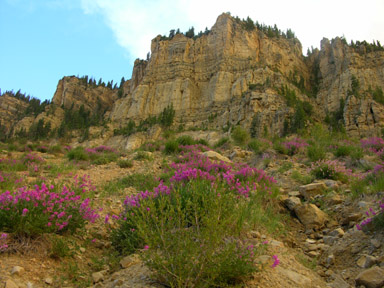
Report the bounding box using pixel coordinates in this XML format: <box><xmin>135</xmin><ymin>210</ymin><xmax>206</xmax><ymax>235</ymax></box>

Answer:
<box><xmin>164</xmin><ymin>139</ymin><xmax>180</xmax><ymax>154</ymax></box>
<box><xmin>334</xmin><ymin>145</ymin><xmax>352</xmax><ymax>157</ymax></box>
<box><xmin>214</xmin><ymin>137</ymin><xmax>229</xmax><ymax>148</ymax></box>
<box><xmin>307</xmin><ymin>145</ymin><xmax>326</xmax><ymax>162</ymax></box>
<box><xmin>133</xmin><ymin>151</ymin><xmax>152</xmax><ymax>161</ymax></box>
<box><xmin>231</xmin><ymin>126</ymin><xmax>249</xmax><ymax>146</ymax></box>
<box><xmin>113</xmin><ymin>180</ymin><xmax>262</xmax><ymax>287</ymax></box>
<box><xmin>196</xmin><ymin>138</ymin><xmax>209</xmax><ymax>146</ymax></box>
<box><xmin>120</xmin><ymin>173</ymin><xmax>159</xmax><ymax>191</ymax></box>
<box><xmin>247</xmin><ymin>139</ymin><xmax>261</xmax><ymax>154</ymax></box>
<box><xmin>66</xmin><ymin>147</ymin><xmax>89</xmax><ymax>161</ymax></box>
<box><xmin>48</xmin><ymin>144</ymin><xmax>63</xmax><ymax>154</ymax></box>
<box><xmin>117</xmin><ymin>159</ymin><xmax>133</xmax><ymax>168</ymax></box>
<box><xmin>176</xmin><ymin>135</ymin><xmax>195</xmax><ymax>146</ymax></box>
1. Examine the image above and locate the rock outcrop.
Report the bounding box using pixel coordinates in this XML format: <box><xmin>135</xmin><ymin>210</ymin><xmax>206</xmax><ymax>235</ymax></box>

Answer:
<box><xmin>52</xmin><ymin>76</ymin><xmax>118</xmax><ymax>117</ymax></box>
<box><xmin>0</xmin><ymin>94</ymin><xmax>28</xmax><ymax>134</ymax></box>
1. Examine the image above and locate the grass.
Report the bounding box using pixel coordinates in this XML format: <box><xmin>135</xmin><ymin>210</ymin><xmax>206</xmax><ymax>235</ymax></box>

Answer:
<box><xmin>278</xmin><ymin>162</ymin><xmax>293</xmax><ymax>174</ymax></box>
<box><xmin>102</xmin><ymin>173</ymin><xmax>159</xmax><ymax>196</ymax></box>
<box><xmin>291</xmin><ymin>170</ymin><xmax>313</xmax><ymax>185</ymax></box>
<box><xmin>295</xmin><ymin>253</ymin><xmax>318</xmax><ymax>270</ymax></box>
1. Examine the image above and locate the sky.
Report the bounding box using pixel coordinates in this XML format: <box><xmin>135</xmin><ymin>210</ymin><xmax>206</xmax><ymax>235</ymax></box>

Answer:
<box><xmin>1</xmin><ymin>0</ymin><xmax>384</xmax><ymax>101</ymax></box>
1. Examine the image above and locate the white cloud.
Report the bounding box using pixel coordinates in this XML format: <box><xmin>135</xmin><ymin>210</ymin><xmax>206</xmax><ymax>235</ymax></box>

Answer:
<box><xmin>81</xmin><ymin>0</ymin><xmax>384</xmax><ymax>58</ymax></box>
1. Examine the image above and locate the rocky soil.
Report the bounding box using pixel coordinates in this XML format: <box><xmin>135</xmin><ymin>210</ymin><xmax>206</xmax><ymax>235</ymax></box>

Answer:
<box><xmin>0</xmin><ymin>140</ymin><xmax>383</xmax><ymax>288</ymax></box>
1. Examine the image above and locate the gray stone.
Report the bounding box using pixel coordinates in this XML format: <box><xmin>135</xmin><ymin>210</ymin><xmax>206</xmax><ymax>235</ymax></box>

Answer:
<box><xmin>326</xmin><ymin>254</ymin><xmax>335</xmax><ymax>267</ymax></box>
<box><xmin>357</xmin><ymin>255</ymin><xmax>377</xmax><ymax>269</ymax></box>
<box><xmin>355</xmin><ymin>266</ymin><xmax>384</xmax><ymax>288</ymax></box>
<box><xmin>328</xmin><ymin>275</ymin><xmax>351</xmax><ymax>288</ymax></box>
<box><xmin>371</xmin><ymin>239</ymin><xmax>381</xmax><ymax>249</ymax></box>
<box><xmin>323</xmin><ymin>236</ymin><xmax>338</xmax><ymax>245</ymax></box>
<box><xmin>284</xmin><ymin>196</ymin><xmax>301</xmax><ymax>211</ymax></box>
<box><xmin>329</xmin><ymin>228</ymin><xmax>345</xmax><ymax>238</ymax></box>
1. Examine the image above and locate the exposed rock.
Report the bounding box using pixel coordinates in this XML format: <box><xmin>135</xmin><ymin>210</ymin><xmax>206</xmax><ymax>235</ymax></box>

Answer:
<box><xmin>11</xmin><ymin>266</ymin><xmax>25</xmax><ymax>276</ymax></box>
<box><xmin>275</xmin><ymin>267</ymin><xmax>312</xmax><ymax>286</ymax></box>
<box><xmin>202</xmin><ymin>150</ymin><xmax>231</xmax><ymax>163</ymax></box>
<box><xmin>323</xmin><ymin>236</ymin><xmax>338</xmax><ymax>245</ymax></box>
<box><xmin>328</xmin><ymin>228</ymin><xmax>345</xmax><ymax>238</ymax></box>
<box><xmin>92</xmin><ymin>271</ymin><xmax>105</xmax><ymax>283</ymax></box>
<box><xmin>4</xmin><ymin>279</ymin><xmax>19</xmax><ymax>288</ymax></box>
<box><xmin>294</xmin><ymin>204</ymin><xmax>328</xmax><ymax>229</ymax></box>
<box><xmin>283</xmin><ymin>196</ymin><xmax>301</xmax><ymax>211</ymax></box>
<box><xmin>355</xmin><ymin>266</ymin><xmax>384</xmax><ymax>288</ymax></box>
<box><xmin>299</xmin><ymin>182</ymin><xmax>327</xmax><ymax>200</ymax></box>
<box><xmin>44</xmin><ymin>278</ymin><xmax>53</xmax><ymax>285</ymax></box>
<box><xmin>120</xmin><ymin>254</ymin><xmax>141</xmax><ymax>269</ymax></box>
<box><xmin>357</xmin><ymin>255</ymin><xmax>377</xmax><ymax>269</ymax></box>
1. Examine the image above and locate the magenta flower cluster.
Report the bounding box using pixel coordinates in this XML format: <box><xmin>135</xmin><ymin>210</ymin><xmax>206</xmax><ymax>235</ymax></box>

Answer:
<box><xmin>361</xmin><ymin>137</ymin><xmax>384</xmax><ymax>157</ymax></box>
<box><xmin>283</xmin><ymin>138</ymin><xmax>309</xmax><ymax>155</ymax></box>
<box><xmin>309</xmin><ymin>159</ymin><xmax>363</xmax><ymax>180</ymax></box>
<box><xmin>124</xmin><ymin>149</ymin><xmax>276</xmax><ymax>208</ymax></box>
<box><xmin>0</xmin><ymin>181</ymin><xmax>99</xmax><ymax>235</ymax></box>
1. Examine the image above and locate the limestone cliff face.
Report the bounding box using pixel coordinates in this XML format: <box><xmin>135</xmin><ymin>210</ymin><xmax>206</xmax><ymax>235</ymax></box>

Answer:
<box><xmin>313</xmin><ymin>37</ymin><xmax>384</xmax><ymax>136</ymax></box>
<box><xmin>110</xmin><ymin>14</ymin><xmax>384</xmax><ymax>137</ymax></box>
<box><xmin>52</xmin><ymin>76</ymin><xmax>118</xmax><ymax>116</ymax></box>
<box><xmin>0</xmin><ymin>94</ymin><xmax>28</xmax><ymax>134</ymax></box>
<box><xmin>110</xmin><ymin>13</ymin><xmax>310</xmax><ymax>135</ymax></box>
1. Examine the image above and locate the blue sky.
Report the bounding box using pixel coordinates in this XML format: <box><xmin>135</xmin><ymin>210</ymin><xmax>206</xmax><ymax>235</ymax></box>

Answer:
<box><xmin>1</xmin><ymin>0</ymin><xmax>384</xmax><ymax>101</ymax></box>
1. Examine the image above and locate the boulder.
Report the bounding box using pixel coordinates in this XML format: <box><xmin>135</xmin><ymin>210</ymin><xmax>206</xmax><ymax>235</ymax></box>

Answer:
<box><xmin>294</xmin><ymin>204</ymin><xmax>328</xmax><ymax>229</ymax></box>
<box><xmin>355</xmin><ymin>266</ymin><xmax>384</xmax><ymax>288</ymax></box>
<box><xmin>202</xmin><ymin>151</ymin><xmax>231</xmax><ymax>163</ymax></box>
<box><xmin>299</xmin><ymin>182</ymin><xmax>327</xmax><ymax>200</ymax></box>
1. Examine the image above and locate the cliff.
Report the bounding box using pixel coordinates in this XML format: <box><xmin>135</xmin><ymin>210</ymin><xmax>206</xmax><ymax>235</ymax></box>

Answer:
<box><xmin>110</xmin><ymin>13</ymin><xmax>311</xmax><ymax>136</ymax></box>
<box><xmin>2</xmin><ymin>13</ymin><xmax>384</xmax><ymax>141</ymax></box>
<box><xmin>110</xmin><ymin>13</ymin><xmax>384</xmax><ymax>137</ymax></box>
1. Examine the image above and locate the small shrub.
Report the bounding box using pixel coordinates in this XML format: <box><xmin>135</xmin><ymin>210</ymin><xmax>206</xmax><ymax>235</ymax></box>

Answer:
<box><xmin>214</xmin><ymin>137</ymin><xmax>229</xmax><ymax>148</ymax></box>
<box><xmin>50</xmin><ymin>236</ymin><xmax>74</xmax><ymax>259</ymax></box>
<box><xmin>283</xmin><ymin>138</ymin><xmax>308</xmax><ymax>155</ymax></box>
<box><xmin>48</xmin><ymin>144</ymin><xmax>63</xmax><ymax>154</ymax></box>
<box><xmin>133</xmin><ymin>151</ymin><xmax>152</xmax><ymax>161</ymax></box>
<box><xmin>309</xmin><ymin>160</ymin><xmax>358</xmax><ymax>182</ymax></box>
<box><xmin>196</xmin><ymin>138</ymin><xmax>209</xmax><ymax>146</ymax></box>
<box><xmin>117</xmin><ymin>159</ymin><xmax>133</xmax><ymax>168</ymax></box>
<box><xmin>248</xmin><ymin>139</ymin><xmax>261</xmax><ymax>154</ymax></box>
<box><xmin>164</xmin><ymin>139</ymin><xmax>180</xmax><ymax>154</ymax></box>
<box><xmin>66</xmin><ymin>147</ymin><xmax>89</xmax><ymax>161</ymax></box>
<box><xmin>291</xmin><ymin>170</ymin><xmax>313</xmax><ymax>184</ymax></box>
<box><xmin>120</xmin><ymin>173</ymin><xmax>159</xmax><ymax>192</ymax></box>
<box><xmin>231</xmin><ymin>126</ymin><xmax>249</xmax><ymax>146</ymax></box>
<box><xmin>0</xmin><ymin>183</ymin><xmax>99</xmax><ymax>237</ymax></box>
<box><xmin>334</xmin><ymin>145</ymin><xmax>352</xmax><ymax>157</ymax></box>
<box><xmin>176</xmin><ymin>135</ymin><xmax>195</xmax><ymax>146</ymax></box>
<box><xmin>307</xmin><ymin>145</ymin><xmax>326</xmax><ymax>162</ymax></box>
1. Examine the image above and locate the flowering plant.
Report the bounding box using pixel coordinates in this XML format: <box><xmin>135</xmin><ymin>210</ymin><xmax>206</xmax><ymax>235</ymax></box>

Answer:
<box><xmin>0</xmin><ymin>181</ymin><xmax>99</xmax><ymax>237</ymax></box>
<box><xmin>283</xmin><ymin>138</ymin><xmax>309</xmax><ymax>155</ymax></box>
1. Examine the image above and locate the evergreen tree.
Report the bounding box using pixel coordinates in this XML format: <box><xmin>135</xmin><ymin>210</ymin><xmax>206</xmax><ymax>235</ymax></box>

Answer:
<box><xmin>185</xmin><ymin>27</ymin><xmax>195</xmax><ymax>38</ymax></box>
